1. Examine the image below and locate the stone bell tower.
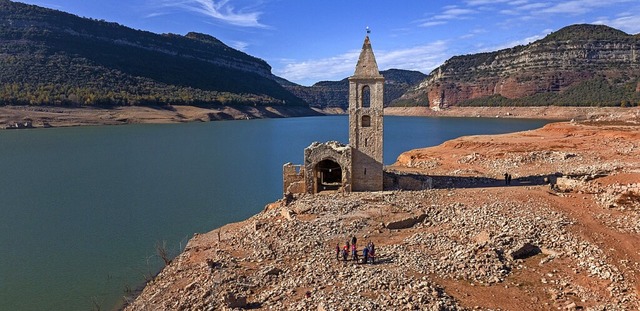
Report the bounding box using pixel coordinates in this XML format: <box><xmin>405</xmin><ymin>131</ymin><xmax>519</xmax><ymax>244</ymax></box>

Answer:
<box><xmin>348</xmin><ymin>35</ymin><xmax>384</xmax><ymax>192</ymax></box>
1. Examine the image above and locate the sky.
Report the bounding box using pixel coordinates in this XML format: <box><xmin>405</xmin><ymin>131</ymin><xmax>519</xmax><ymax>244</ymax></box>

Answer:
<box><xmin>17</xmin><ymin>0</ymin><xmax>640</xmax><ymax>86</ymax></box>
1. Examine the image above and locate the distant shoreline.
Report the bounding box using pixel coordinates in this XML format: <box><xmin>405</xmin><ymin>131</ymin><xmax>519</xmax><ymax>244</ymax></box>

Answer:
<box><xmin>0</xmin><ymin>105</ymin><xmax>324</xmax><ymax>130</ymax></box>
<box><xmin>0</xmin><ymin>105</ymin><xmax>636</xmax><ymax>130</ymax></box>
<box><xmin>384</xmin><ymin>106</ymin><xmax>639</xmax><ymax>121</ymax></box>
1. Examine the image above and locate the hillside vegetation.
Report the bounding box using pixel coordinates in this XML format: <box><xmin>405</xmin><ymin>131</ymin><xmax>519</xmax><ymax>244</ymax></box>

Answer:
<box><xmin>283</xmin><ymin>69</ymin><xmax>427</xmax><ymax>109</ymax></box>
<box><xmin>0</xmin><ymin>0</ymin><xmax>306</xmax><ymax>107</ymax></box>
<box><xmin>397</xmin><ymin>24</ymin><xmax>640</xmax><ymax>108</ymax></box>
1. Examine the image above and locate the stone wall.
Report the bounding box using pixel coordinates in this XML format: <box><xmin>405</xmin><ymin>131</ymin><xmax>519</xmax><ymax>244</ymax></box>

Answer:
<box><xmin>384</xmin><ymin>171</ymin><xmax>434</xmax><ymax>191</ymax></box>
<box><xmin>282</xmin><ymin>163</ymin><xmax>305</xmax><ymax>195</ymax></box>
<box><xmin>303</xmin><ymin>141</ymin><xmax>352</xmax><ymax>194</ymax></box>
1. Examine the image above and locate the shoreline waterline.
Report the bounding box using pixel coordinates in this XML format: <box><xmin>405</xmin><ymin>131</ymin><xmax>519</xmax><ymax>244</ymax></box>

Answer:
<box><xmin>1</xmin><ymin>105</ymin><xmax>635</xmax><ymax>131</ymax></box>
<box><xmin>0</xmin><ymin>116</ymin><xmax>554</xmax><ymax>310</ymax></box>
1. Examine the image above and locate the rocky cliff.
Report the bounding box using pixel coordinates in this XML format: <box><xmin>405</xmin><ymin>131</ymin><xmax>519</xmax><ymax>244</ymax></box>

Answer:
<box><xmin>283</xmin><ymin>69</ymin><xmax>427</xmax><ymax>109</ymax></box>
<box><xmin>397</xmin><ymin>24</ymin><xmax>640</xmax><ymax>108</ymax></box>
<box><xmin>0</xmin><ymin>0</ymin><xmax>306</xmax><ymax>107</ymax></box>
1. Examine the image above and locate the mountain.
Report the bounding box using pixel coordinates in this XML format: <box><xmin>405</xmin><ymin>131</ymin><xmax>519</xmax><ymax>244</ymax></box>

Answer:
<box><xmin>282</xmin><ymin>69</ymin><xmax>427</xmax><ymax>109</ymax></box>
<box><xmin>396</xmin><ymin>24</ymin><xmax>640</xmax><ymax>108</ymax></box>
<box><xmin>0</xmin><ymin>0</ymin><xmax>306</xmax><ymax>107</ymax></box>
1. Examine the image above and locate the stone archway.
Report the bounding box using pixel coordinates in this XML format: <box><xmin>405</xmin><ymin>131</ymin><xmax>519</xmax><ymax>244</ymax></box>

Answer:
<box><xmin>303</xmin><ymin>141</ymin><xmax>352</xmax><ymax>194</ymax></box>
<box><xmin>315</xmin><ymin>159</ymin><xmax>343</xmax><ymax>192</ymax></box>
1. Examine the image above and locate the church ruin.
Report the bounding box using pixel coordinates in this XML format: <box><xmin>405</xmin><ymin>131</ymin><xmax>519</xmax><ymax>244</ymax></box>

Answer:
<box><xmin>283</xmin><ymin>35</ymin><xmax>385</xmax><ymax>194</ymax></box>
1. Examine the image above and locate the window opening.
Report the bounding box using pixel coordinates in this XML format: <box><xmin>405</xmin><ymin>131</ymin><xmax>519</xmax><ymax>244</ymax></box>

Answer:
<box><xmin>362</xmin><ymin>85</ymin><xmax>371</xmax><ymax>108</ymax></box>
<box><xmin>361</xmin><ymin>115</ymin><xmax>371</xmax><ymax>127</ymax></box>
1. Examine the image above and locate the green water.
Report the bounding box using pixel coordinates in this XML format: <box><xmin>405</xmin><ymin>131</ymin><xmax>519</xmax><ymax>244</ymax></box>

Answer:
<box><xmin>0</xmin><ymin>116</ymin><xmax>549</xmax><ymax>310</ymax></box>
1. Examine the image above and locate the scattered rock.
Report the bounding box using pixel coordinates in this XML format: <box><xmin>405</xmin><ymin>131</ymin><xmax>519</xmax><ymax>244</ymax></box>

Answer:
<box><xmin>385</xmin><ymin>213</ymin><xmax>427</xmax><ymax>230</ymax></box>
<box><xmin>223</xmin><ymin>291</ymin><xmax>247</xmax><ymax>308</ymax></box>
<box><xmin>510</xmin><ymin>243</ymin><xmax>542</xmax><ymax>260</ymax></box>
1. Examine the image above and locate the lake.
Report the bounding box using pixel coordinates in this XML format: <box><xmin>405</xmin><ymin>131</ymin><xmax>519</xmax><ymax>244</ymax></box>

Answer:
<box><xmin>0</xmin><ymin>115</ymin><xmax>549</xmax><ymax>310</ymax></box>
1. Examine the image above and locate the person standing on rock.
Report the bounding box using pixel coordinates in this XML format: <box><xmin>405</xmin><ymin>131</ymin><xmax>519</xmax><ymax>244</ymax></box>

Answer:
<box><xmin>342</xmin><ymin>244</ymin><xmax>348</xmax><ymax>261</ymax></box>
<box><xmin>362</xmin><ymin>245</ymin><xmax>369</xmax><ymax>264</ymax></box>
<box><xmin>504</xmin><ymin>173</ymin><xmax>509</xmax><ymax>185</ymax></box>
<box><xmin>351</xmin><ymin>235</ymin><xmax>357</xmax><ymax>249</ymax></box>
<box><xmin>368</xmin><ymin>241</ymin><xmax>375</xmax><ymax>264</ymax></box>
<box><xmin>351</xmin><ymin>243</ymin><xmax>358</xmax><ymax>261</ymax></box>
<box><xmin>335</xmin><ymin>243</ymin><xmax>340</xmax><ymax>261</ymax></box>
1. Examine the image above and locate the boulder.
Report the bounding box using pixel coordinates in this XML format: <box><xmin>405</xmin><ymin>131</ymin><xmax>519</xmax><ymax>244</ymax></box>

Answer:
<box><xmin>474</xmin><ymin>231</ymin><xmax>491</xmax><ymax>245</ymax></box>
<box><xmin>385</xmin><ymin>213</ymin><xmax>427</xmax><ymax>230</ymax></box>
<box><xmin>555</xmin><ymin>177</ymin><xmax>585</xmax><ymax>192</ymax></box>
<box><xmin>280</xmin><ymin>208</ymin><xmax>296</xmax><ymax>220</ymax></box>
<box><xmin>263</xmin><ymin>266</ymin><xmax>283</xmax><ymax>276</ymax></box>
<box><xmin>224</xmin><ymin>291</ymin><xmax>247</xmax><ymax>308</ymax></box>
<box><xmin>510</xmin><ymin>243</ymin><xmax>541</xmax><ymax>260</ymax></box>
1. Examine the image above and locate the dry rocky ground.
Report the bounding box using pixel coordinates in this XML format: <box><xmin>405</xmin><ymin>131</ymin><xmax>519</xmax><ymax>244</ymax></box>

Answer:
<box><xmin>384</xmin><ymin>106</ymin><xmax>637</xmax><ymax>120</ymax></box>
<box><xmin>1</xmin><ymin>105</ymin><xmax>635</xmax><ymax>129</ymax></box>
<box><xmin>0</xmin><ymin>105</ymin><xmax>321</xmax><ymax>129</ymax></box>
<box><xmin>123</xmin><ymin>108</ymin><xmax>640</xmax><ymax>310</ymax></box>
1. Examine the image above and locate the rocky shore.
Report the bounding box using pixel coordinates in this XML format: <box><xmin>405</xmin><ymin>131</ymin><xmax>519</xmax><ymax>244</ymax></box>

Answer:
<box><xmin>1</xmin><ymin>105</ymin><xmax>636</xmax><ymax>130</ymax></box>
<box><xmin>0</xmin><ymin>105</ymin><xmax>323</xmax><ymax>129</ymax></box>
<box><xmin>384</xmin><ymin>106</ymin><xmax>637</xmax><ymax>121</ymax></box>
<box><xmin>123</xmin><ymin>109</ymin><xmax>640</xmax><ymax>310</ymax></box>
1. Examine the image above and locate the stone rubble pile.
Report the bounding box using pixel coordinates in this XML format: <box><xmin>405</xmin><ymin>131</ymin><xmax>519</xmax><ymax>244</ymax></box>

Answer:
<box><xmin>125</xmin><ymin>190</ymin><xmax>639</xmax><ymax>310</ymax></box>
<box><xmin>595</xmin><ymin>183</ymin><xmax>640</xmax><ymax>210</ymax></box>
<box><xmin>489</xmin><ymin>151</ymin><xmax>581</xmax><ymax>171</ymax></box>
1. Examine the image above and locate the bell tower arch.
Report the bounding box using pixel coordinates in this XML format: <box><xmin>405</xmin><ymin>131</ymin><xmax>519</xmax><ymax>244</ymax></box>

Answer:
<box><xmin>348</xmin><ymin>35</ymin><xmax>384</xmax><ymax>191</ymax></box>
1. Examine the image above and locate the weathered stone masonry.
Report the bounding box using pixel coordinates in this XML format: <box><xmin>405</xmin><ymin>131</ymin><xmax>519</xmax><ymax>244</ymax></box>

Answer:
<box><xmin>283</xmin><ymin>35</ymin><xmax>385</xmax><ymax>194</ymax></box>
<box><xmin>349</xmin><ymin>36</ymin><xmax>385</xmax><ymax>192</ymax></box>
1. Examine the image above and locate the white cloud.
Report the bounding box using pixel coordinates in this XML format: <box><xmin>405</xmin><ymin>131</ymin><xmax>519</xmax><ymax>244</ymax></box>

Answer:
<box><xmin>518</xmin><ymin>2</ymin><xmax>549</xmax><ymax>11</ymax></box>
<box><xmin>150</xmin><ymin>0</ymin><xmax>266</xmax><ymax>28</ymax></box>
<box><xmin>275</xmin><ymin>41</ymin><xmax>449</xmax><ymax>86</ymax></box>
<box><xmin>593</xmin><ymin>14</ymin><xmax>640</xmax><ymax>34</ymax></box>
<box><xmin>436</xmin><ymin>8</ymin><xmax>476</xmax><ymax>19</ymax></box>
<box><xmin>419</xmin><ymin>6</ymin><xmax>477</xmax><ymax>27</ymax></box>
<box><xmin>275</xmin><ymin>51</ymin><xmax>361</xmax><ymax>85</ymax></box>
<box><xmin>420</xmin><ymin>21</ymin><xmax>447</xmax><ymax>27</ymax></box>
<box><xmin>535</xmin><ymin>0</ymin><xmax>634</xmax><ymax>16</ymax></box>
<box><xmin>477</xmin><ymin>31</ymin><xmax>550</xmax><ymax>52</ymax></box>
<box><xmin>466</xmin><ymin>0</ymin><xmax>512</xmax><ymax>6</ymax></box>
<box><xmin>460</xmin><ymin>28</ymin><xmax>488</xmax><ymax>39</ymax></box>
<box><xmin>499</xmin><ymin>9</ymin><xmax>518</xmax><ymax>15</ymax></box>
<box><xmin>229</xmin><ymin>40</ymin><xmax>249</xmax><ymax>51</ymax></box>
<box><xmin>377</xmin><ymin>40</ymin><xmax>449</xmax><ymax>72</ymax></box>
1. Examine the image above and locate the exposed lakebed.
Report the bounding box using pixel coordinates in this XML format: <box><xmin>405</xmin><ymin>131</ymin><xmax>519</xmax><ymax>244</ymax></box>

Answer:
<box><xmin>0</xmin><ymin>116</ymin><xmax>548</xmax><ymax>310</ymax></box>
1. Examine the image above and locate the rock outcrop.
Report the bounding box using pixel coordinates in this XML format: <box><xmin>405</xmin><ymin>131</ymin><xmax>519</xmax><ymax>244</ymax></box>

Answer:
<box><xmin>397</xmin><ymin>24</ymin><xmax>640</xmax><ymax>108</ymax></box>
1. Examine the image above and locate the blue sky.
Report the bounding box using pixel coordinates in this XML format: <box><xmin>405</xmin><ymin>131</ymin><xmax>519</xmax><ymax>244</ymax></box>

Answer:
<box><xmin>18</xmin><ymin>0</ymin><xmax>640</xmax><ymax>86</ymax></box>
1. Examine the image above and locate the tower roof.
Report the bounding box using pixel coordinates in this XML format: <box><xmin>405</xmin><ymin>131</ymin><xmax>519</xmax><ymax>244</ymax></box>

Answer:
<box><xmin>352</xmin><ymin>36</ymin><xmax>383</xmax><ymax>79</ymax></box>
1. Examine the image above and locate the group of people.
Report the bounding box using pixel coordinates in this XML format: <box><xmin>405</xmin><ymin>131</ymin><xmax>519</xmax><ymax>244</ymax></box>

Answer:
<box><xmin>504</xmin><ymin>172</ymin><xmax>513</xmax><ymax>185</ymax></box>
<box><xmin>335</xmin><ymin>236</ymin><xmax>375</xmax><ymax>264</ymax></box>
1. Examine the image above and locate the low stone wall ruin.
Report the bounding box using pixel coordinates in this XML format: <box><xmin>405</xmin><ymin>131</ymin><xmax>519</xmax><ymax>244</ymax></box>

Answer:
<box><xmin>556</xmin><ymin>176</ymin><xmax>640</xmax><ymax>209</ymax></box>
<box><xmin>282</xmin><ymin>163</ymin><xmax>305</xmax><ymax>195</ymax></box>
<box><xmin>384</xmin><ymin>170</ymin><xmax>433</xmax><ymax>191</ymax></box>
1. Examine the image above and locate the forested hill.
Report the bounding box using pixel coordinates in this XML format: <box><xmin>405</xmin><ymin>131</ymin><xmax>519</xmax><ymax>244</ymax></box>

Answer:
<box><xmin>396</xmin><ymin>24</ymin><xmax>640</xmax><ymax>108</ymax></box>
<box><xmin>282</xmin><ymin>69</ymin><xmax>427</xmax><ymax>109</ymax></box>
<box><xmin>0</xmin><ymin>0</ymin><xmax>306</xmax><ymax>107</ymax></box>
